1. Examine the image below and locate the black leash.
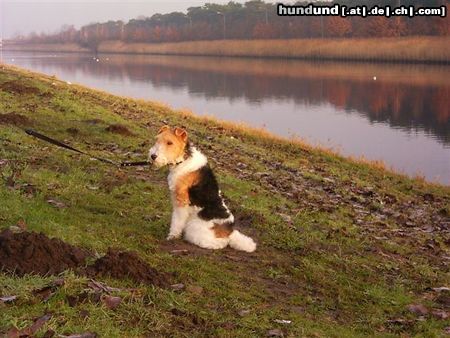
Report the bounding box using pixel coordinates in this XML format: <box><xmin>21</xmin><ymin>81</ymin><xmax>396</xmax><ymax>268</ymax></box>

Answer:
<box><xmin>25</xmin><ymin>129</ymin><xmax>151</xmax><ymax>167</ymax></box>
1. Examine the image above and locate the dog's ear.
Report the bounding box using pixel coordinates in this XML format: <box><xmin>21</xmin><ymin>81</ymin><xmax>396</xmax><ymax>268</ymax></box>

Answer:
<box><xmin>174</xmin><ymin>127</ymin><xmax>188</xmax><ymax>142</ymax></box>
<box><xmin>158</xmin><ymin>125</ymin><xmax>170</xmax><ymax>134</ymax></box>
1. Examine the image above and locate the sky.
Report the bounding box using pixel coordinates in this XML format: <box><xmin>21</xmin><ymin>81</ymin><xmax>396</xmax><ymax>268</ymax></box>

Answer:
<box><xmin>0</xmin><ymin>0</ymin><xmax>241</xmax><ymax>39</ymax></box>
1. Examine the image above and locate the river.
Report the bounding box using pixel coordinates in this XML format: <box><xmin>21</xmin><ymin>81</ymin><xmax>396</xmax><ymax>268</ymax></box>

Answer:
<box><xmin>2</xmin><ymin>51</ymin><xmax>449</xmax><ymax>184</ymax></box>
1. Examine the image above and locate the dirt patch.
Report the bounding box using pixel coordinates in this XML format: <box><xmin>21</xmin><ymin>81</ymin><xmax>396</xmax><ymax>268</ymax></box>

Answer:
<box><xmin>86</xmin><ymin>248</ymin><xmax>169</xmax><ymax>287</ymax></box>
<box><xmin>169</xmin><ymin>308</ymin><xmax>209</xmax><ymax>332</ymax></box>
<box><xmin>0</xmin><ymin>229</ymin><xmax>90</xmax><ymax>276</ymax></box>
<box><xmin>105</xmin><ymin>124</ymin><xmax>134</xmax><ymax>136</ymax></box>
<box><xmin>159</xmin><ymin>240</ymin><xmax>211</xmax><ymax>257</ymax></box>
<box><xmin>233</xmin><ymin>212</ymin><xmax>259</xmax><ymax>230</ymax></box>
<box><xmin>0</xmin><ymin>80</ymin><xmax>41</xmax><ymax>95</ymax></box>
<box><xmin>0</xmin><ymin>230</ymin><xmax>169</xmax><ymax>286</ymax></box>
<box><xmin>0</xmin><ymin>113</ymin><xmax>31</xmax><ymax>126</ymax></box>
<box><xmin>228</xmin><ymin>205</ymin><xmax>262</xmax><ymax>239</ymax></box>
<box><xmin>66</xmin><ymin>127</ymin><xmax>80</xmax><ymax>135</ymax></box>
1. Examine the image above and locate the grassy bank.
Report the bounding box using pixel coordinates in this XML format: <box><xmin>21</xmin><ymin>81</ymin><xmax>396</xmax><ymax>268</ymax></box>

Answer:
<box><xmin>0</xmin><ymin>64</ymin><xmax>449</xmax><ymax>337</ymax></box>
<box><xmin>6</xmin><ymin>36</ymin><xmax>450</xmax><ymax>63</ymax></box>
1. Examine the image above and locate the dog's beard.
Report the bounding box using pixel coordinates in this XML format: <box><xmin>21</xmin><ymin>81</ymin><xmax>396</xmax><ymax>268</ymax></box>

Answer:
<box><xmin>152</xmin><ymin>161</ymin><xmax>165</xmax><ymax>169</ymax></box>
<box><xmin>152</xmin><ymin>156</ymin><xmax>174</xmax><ymax>169</ymax></box>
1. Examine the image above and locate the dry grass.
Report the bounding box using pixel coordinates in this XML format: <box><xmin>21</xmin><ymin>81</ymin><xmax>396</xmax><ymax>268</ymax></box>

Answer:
<box><xmin>6</xmin><ymin>37</ymin><xmax>449</xmax><ymax>63</ymax></box>
<box><xmin>98</xmin><ymin>37</ymin><xmax>450</xmax><ymax>63</ymax></box>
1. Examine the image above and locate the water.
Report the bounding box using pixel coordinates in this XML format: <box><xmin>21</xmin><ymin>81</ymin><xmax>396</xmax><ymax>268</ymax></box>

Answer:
<box><xmin>2</xmin><ymin>51</ymin><xmax>449</xmax><ymax>184</ymax></box>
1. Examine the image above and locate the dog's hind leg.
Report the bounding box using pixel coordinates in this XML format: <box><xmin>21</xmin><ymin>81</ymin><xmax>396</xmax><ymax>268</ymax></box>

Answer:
<box><xmin>184</xmin><ymin>219</ymin><xmax>229</xmax><ymax>250</ymax></box>
<box><xmin>167</xmin><ymin>206</ymin><xmax>191</xmax><ymax>240</ymax></box>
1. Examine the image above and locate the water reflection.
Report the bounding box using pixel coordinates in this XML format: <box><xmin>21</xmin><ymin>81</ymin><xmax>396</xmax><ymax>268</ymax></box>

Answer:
<box><xmin>2</xmin><ymin>52</ymin><xmax>449</xmax><ymax>183</ymax></box>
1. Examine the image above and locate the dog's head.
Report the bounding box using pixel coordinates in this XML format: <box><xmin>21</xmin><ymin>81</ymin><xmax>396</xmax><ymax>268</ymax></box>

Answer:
<box><xmin>149</xmin><ymin>125</ymin><xmax>188</xmax><ymax>168</ymax></box>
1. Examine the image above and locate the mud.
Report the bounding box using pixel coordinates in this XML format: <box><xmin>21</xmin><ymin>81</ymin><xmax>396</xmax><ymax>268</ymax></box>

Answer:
<box><xmin>0</xmin><ymin>230</ymin><xmax>169</xmax><ymax>287</ymax></box>
<box><xmin>66</xmin><ymin>127</ymin><xmax>80</xmax><ymax>135</ymax></box>
<box><xmin>86</xmin><ymin>248</ymin><xmax>169</xmax><ymax>286</ymax></box>
<box><xmin>0</xmin><ymin>80</ymin><xmax>41</xmax><ymax>95</ymax></box>
<box><xmin>0</xmin><ymin>229</ymin><xmax>90</xmax><ymax>276</ymax></box>
<box><xmin>105</xmin><ymin>124</ymin><xmax>134</xmax><ymax>136</ymax></box>
<box><xmin>0</xmin><ymin>113</ymin><xmax>31</xmax><ymax>126</ymax></box>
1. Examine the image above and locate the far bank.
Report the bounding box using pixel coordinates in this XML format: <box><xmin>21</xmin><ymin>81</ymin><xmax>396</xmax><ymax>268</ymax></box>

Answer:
<box><xmin>4</xmin><ymin>36</ymin><xmax>450</xmax><ymax>64</ymax></box>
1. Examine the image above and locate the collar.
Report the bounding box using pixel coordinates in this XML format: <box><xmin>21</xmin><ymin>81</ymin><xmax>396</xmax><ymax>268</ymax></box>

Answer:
<box><xmin>170</xmin><ymin>142</ymin><xmax>192</xmax><ymax>167</ymax></box>
<box><xmin>169</xmin><ymin>155</ymin><xmax>186</xmax><ymax>168</ymax></box>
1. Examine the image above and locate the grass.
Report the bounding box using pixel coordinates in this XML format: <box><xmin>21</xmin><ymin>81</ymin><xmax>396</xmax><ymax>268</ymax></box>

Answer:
<box><xmin>0</xmin><ymin>64</ymin><xmax>449</xmax><ymax>337</ymax></box>
<box><xmin>6</xmin><ymin>36</ymin><xmax>450</xmax><ymax>63</ymax></box>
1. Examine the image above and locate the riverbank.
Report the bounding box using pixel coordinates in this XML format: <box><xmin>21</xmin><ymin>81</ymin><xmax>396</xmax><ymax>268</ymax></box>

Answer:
<box><xmin>5</xmin><ymin>36</ymin><xmax>450</xmax><ymax>63</ymax></box>
<box><xmin>1</xmin><ymin>64</ymin><xmax>449</xmax><ymax>336</ymax></box>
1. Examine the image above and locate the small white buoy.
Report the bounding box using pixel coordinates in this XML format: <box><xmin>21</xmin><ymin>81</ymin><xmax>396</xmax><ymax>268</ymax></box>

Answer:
<box><xmin>96</xmin><ymin>58</ymin><xmax>99</xmax><ymax>62</ymax></box>
<box><xmin>373</xmin><ymin>76</ymin><xmax>377</xmax><ymax>81</ymax></box>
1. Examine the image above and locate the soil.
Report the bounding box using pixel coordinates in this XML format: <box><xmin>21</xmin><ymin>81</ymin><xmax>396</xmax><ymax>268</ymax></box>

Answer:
<box><xmin>66</xmin><ymin>127</ymin><xmax>80</xmax><ymax>135</ymax></box>
<box><xmin>159</xmin><ymin>240</ymin><xmax>211</xmax><ymax>257</ymax></box>
<box><xmin>0</xmin><ymin>113</ymin><xmax>31</xmax><ymax>126</ymax></box>
<box><xmin>0</xmin><ymin>80</ymin><xmax>41</xmax><ymax>95</ymax></box>
<box><xmin>105</xmin><ymin>124</ymin><xmax>134</xmax><ymax>136</ymax></box>
<box><xmin>86</xmin><ymin>248</ymin><xmax>170</xmax><ymax>287</ymax></box>
<box><xmin>0</xmin><ymin>230</ymin><xmax>169</xmax><ymax>286</ymax></box>
<box><xmin>0</xmin><ymin>229</ymin><xmax>90</xmax><ymax>276</ymax></box>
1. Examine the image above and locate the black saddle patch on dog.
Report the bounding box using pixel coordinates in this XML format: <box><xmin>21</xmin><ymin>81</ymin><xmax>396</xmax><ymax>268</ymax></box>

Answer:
<box><xmin>188</xmin><ymin>165</ymin><xmax>231</xmax><ymax>221</ymax></box>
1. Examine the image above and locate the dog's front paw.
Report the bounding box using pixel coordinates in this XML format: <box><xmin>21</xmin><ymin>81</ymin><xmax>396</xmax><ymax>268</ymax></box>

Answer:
<box><xmin>166</xmin><ymin>233</ymin><xmax>181</xmax><ymax>241</ymax></box>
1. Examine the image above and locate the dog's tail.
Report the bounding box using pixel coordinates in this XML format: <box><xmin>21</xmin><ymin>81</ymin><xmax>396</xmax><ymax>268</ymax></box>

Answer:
<box><xmin>228</xmin><ymin>230</ymin><xmax>256</xmax><ymax>252</ymax></box>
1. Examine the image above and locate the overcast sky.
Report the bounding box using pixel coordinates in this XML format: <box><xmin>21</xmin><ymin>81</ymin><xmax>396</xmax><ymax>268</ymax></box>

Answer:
<box><xmin>1</xmin><ymin>0</ymin><xmax>242</xmax><ymax>38</ymax></box>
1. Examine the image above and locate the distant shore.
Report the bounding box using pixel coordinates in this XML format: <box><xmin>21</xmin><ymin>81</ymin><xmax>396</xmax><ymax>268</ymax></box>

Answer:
<box><xmin>4</xmin><ymin>43</ymin><xmax>90</xmax><ymax>53</ymax></box>
<box><xmin>4</xmin><ymin>37</ymin><xmax>450</xmax><ymax>64</ymax></box>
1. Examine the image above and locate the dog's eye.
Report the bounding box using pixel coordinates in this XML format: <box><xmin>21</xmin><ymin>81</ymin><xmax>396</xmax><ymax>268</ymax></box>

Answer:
<box><xmin>167</xmin><ymin>141</ymin><xmax>173</xmax><ymax>146</ymax></box>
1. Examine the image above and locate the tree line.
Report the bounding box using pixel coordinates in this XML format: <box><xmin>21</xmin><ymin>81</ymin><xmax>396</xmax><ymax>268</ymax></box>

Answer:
<box><xmin>17</xmin><ymin>0</ymin><xmax>449</xmax><ymax>49</ymax></box>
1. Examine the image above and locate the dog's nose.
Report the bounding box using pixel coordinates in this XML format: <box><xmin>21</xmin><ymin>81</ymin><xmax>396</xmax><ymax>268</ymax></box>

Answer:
<box><xmin>151</xmin><ymin>154</ymin><xmax>157</xmax><ymax>161</ymax></box>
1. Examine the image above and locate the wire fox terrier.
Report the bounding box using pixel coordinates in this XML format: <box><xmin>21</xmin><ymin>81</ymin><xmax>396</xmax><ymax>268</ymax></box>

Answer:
<box><xmin>149</xmin><ymin>125</ymin><xmax>256</xmax><ymax>252</ymax></box>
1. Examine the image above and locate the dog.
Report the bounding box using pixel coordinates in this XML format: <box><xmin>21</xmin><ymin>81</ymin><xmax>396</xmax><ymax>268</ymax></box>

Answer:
<box><xmin>149</xmin><ymin>125</ymin><xmax>256</xmax><ymax>252</ymax></box>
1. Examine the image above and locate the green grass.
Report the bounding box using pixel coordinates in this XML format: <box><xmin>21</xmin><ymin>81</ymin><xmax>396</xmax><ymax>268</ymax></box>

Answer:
<box><xmin>0</xmin><ymin>64</ymin><xmax>449</xmax><ymax>337</ymax></box>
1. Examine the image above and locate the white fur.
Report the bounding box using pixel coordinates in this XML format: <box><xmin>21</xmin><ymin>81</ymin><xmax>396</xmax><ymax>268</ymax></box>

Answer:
<box><xmin>149</xmin><ymin>143</ymin><xmax>185</xmax><ymax>168</ymax></box>
<box><xmin>162</xmin><ymin>146</ymin><xmax>256</xmax><ymax>252</ymax></box>
<box><xmin>229</xmin><ymin>230</ymin><xmax>257</xmax><ymax>252</ymax></box>
<box><xmin>184</xmin><ymin>218</ymin><xmax>229</xmax><ymax>250</ymax></box>
<box><xmin>167</xmin><ymin>206</ymin><xmax>191</xmax><ymax>240</ymax></box>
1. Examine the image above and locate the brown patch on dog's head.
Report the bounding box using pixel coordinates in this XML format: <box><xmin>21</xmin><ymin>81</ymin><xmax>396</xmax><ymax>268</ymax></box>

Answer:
<box><xmin>173</xmin><ymin>127</ymin><xmax>188</xmax><ymax>143</ymax></box>
<box><xmin>149</xmin><ymin>126</ymin><xmax>189</xmax><ymax>167</ymax></box>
